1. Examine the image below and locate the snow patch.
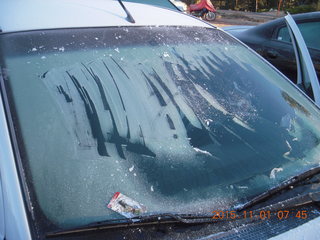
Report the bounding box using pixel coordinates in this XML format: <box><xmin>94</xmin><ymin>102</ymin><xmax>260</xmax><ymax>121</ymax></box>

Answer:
<box><xmin>193</xmin><ymin>147</ymin><xmax>212</xmax><ymax>157</ymax></box>
<box><xmin>270</xmin><ymin>168</ymin><xmax>283</xmax><ymax>179</ymax></box>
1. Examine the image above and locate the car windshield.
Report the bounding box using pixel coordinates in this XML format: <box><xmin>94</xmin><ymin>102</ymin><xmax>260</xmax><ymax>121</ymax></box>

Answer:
<box><xmin>1</xmin><ymin>26</ymin><xmax>320</xmax><ymax>233</ymax></box>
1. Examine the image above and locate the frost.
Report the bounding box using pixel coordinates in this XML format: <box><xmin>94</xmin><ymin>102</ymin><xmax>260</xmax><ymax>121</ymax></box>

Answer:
<box><xmin>193</xmin><ymin>147</ymin><xmax>212</xmax><ymax>157</ymax></box>
<box><xmin>31</xmin><ymin>47</ymin><xmax>37</xmax><ymax>52</ymax></box>
<box><xmin>163</xmin><ymin>52</ymin><xmax>170</xmax><ymax>58</ymax></box>
<box><xmin>205</xmin><ymin>119</ymin><xmax>213</xmax><ymax>126</ymax></box>
<box><xmin>270</xmin><ymin>168</ymin><xmax>283</xmax><ymax>179</ymax></box>
<box><xmin>194</xmin><ymin>83</ymin><xmax>228</xmax><ymax>115</ymax></box>
<box><xmin>114</xmin><ymin>48</ymin><xmax>120</xmax><ymax>53</ymax></box>
<box><xmin>129</xmin><ymin>165</ymin><xmax>134</xmax><ymax>172</ymax></box>
<box><xmin>232</xmin><ymin>116</ymin><xmax>255</xmax><ymax>132</ymax></box>
<box><xmin>283</xmin><ymin>140</ymin><xmax>292</xmax><ymax>157</ymax></box>
<box><xmin>59</xmin><ymin>47</ymin><xmax>65</xmax><ymax>52</ymax></box>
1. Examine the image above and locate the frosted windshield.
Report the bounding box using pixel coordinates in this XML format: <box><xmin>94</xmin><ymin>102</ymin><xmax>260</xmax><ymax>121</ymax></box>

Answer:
<box><xmin>1</xmin><ymin>27</ymin><xmax>320</xmax><ymax>230</ymax></box>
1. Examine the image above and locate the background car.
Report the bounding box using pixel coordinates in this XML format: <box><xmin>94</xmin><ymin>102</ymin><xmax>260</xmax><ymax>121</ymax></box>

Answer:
<box><xmin>1</xmin><ymin>1</ymin><xmax>320</xmax><ymax>240</ymax></box>
<box><xmin>224</xmin><ymin>12</ymin><xmax>320</xmax><ymax>85</ymax></box>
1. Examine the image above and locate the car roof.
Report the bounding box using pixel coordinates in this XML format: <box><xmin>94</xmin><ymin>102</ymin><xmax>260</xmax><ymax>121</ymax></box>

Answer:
<box><xmin>0</xmin><ymin>0</ymin><xmax>211</xmax><ymax>33</ymax></box>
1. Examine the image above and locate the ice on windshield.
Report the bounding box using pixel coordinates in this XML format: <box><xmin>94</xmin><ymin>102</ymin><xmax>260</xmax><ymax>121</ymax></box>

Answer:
<box><xmin>3</xmin><ymin>27</ymin><xmax>320</xmax><ymax>229</ymax></box>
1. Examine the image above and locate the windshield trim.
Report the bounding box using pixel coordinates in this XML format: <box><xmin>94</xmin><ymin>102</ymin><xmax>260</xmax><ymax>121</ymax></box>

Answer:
<box><xmin>0</xmin><ymin>24</ymin><xmax>216</xmax><ymax>35</ymax></box>
<box><xmin>0</xmin><ymin>66</ymin><xmax>33</xmax><ymax>239</ymax></box>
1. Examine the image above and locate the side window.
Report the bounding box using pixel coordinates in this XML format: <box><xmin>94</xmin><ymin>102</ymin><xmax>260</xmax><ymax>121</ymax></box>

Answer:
<box><xmin>277</xmin><ymin>26</ymin><xmax>291</xmax><ymax>42</ymax></box>
<box><xmin>298</xmin><ymin>21</ymin><xmax>320</xmax><ymax>50</ymax></box>
<box><xmin>277</xmin><ymin>21</ymin><xmax>320</xmax><ymax>50</ymax></box>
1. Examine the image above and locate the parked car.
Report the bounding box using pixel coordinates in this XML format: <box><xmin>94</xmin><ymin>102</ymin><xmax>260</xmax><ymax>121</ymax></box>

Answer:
<box><xmin>223</xmin><ymin>12</ymin><xmax>320</xmax><ymax>87</ymax></box>
<box><xmin>1</xmin><ymin>1</ymin><xmax>320</xmax><ymax>240</ymax></box>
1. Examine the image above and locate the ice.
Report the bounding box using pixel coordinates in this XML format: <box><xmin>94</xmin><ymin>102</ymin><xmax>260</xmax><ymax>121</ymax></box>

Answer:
<box><xmin>237</xmin><ymin>186</ymin><xmax>248</xmax><ymax>189</ymax></box>
<box><xmin>283</xmin><ymin>140</ymin><xmax>292</xmax><ymax>157</ymax></box>
<box><xmin>232</xmin><ymin>116</ymin><xmax>255</xmax><ymax>132</ymax></box>
<box><xmin>205</xmin><ymin>119</ymin><xmax>213</xmax><ymax>126</ymax></box>
<box><xmin>270</xmin><ymin>168</ymin><xmax>283</xmax><ymax>179</ymax></box>
<box><xmin>31</xmin><ymin>47</ymin><xmax>37</xmax><ymax>52</ymax></box>
<box><xmin>193</xmin><ymin>83</ymin><xmax>228</xmax><ymax>115</ymax></box>
<box><xmin>58</xmin><ymin>47</ymin><xmax>65</xmax><ymax>52</ymax></box>
<box><xmin>163</xmin><ymin>52</ymin><xmax>170</xmax><ymax>58</ymax></box>
<box><xmin>193</xmin><ymin>147</ymin><xmax>212</xmax><ymax>157</ymax></box>
<box><xmin>129</xmin><ymin>165</ymin><xmax>134</xmax><ymax>172</ymax></box>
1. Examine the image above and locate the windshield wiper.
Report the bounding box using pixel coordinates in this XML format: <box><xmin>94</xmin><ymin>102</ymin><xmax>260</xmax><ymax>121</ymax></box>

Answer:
<box><xmin>46</xmin><ymin>213</ymin><xmax>218</xmax><ymax>238</ymax></box>
<box><xmin>235</xmin><ymin>166</ymin><xmax>320</xmax><ymax>211</ymax></box>
<box><xmin>255</xmin><ymin>191</ymin><xmax>320</xmax><ymax>213</ymax></box>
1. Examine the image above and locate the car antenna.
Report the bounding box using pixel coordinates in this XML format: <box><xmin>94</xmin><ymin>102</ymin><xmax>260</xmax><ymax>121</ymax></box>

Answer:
<box><xmin>117</xmin><ymin>0</ymin><xmax>135</xmax><ymax>23</ymax></box>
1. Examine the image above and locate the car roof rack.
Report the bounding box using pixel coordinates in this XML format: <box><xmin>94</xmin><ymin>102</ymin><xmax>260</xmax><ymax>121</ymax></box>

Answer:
<box><xmin>118</xmin><ymin>0</ymin><xmax>135</xmax><ymax>23</ymax></box>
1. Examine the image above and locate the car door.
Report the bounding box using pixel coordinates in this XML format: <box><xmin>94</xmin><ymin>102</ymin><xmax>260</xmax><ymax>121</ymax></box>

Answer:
<box><xmin>262</xmin><ymin>35</ymin><xmax>297</xmax><ymax>82</ymax></box>
<box><xmin>265</xmin><ymin>19</ymin><xmax>320</xmax><ymax>83</ymax></box>
<box><xmin>285</xmin><ymin>14</ymin><xmax>320</xmax><ymax>105</ymax></box>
